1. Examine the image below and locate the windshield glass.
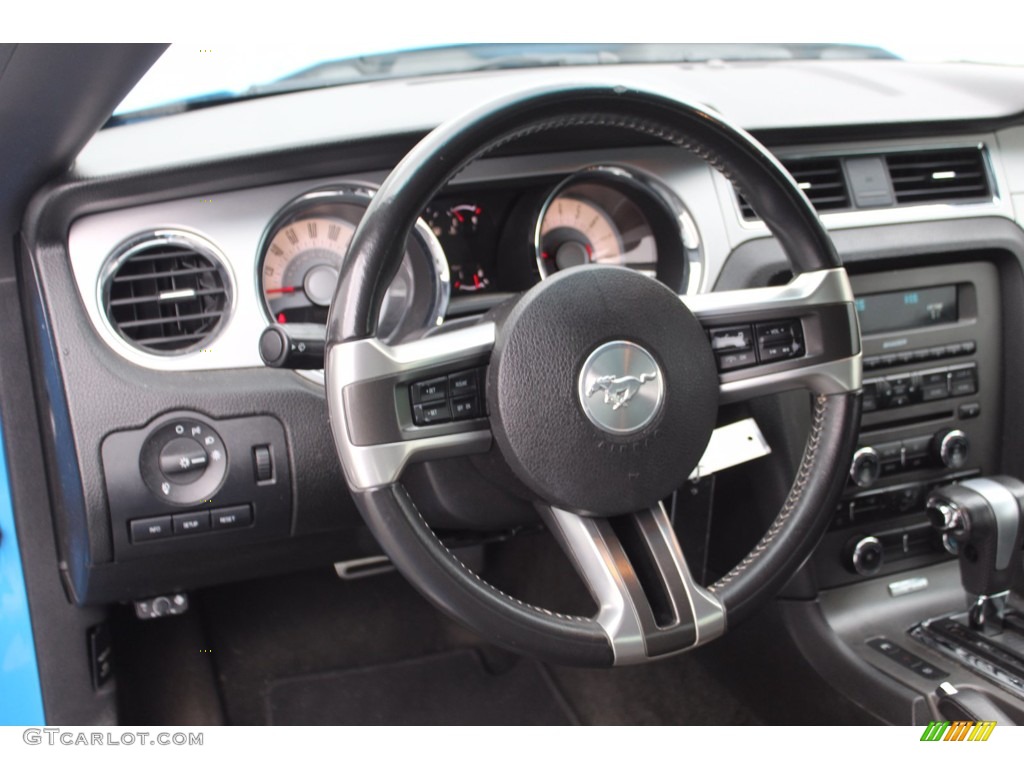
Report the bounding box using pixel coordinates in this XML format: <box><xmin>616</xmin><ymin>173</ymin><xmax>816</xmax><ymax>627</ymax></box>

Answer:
<box><xmin>112</xmin><ymin>41</ymin><xmax>1024</xmax><ymax>124</ymax></box>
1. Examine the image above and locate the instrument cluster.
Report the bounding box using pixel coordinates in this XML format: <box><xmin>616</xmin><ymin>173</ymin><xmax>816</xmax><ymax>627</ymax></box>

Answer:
<box><xmin>257</xmin><ymin>168</ymin><xmax>702</xmax><ymax>340</ymax></box>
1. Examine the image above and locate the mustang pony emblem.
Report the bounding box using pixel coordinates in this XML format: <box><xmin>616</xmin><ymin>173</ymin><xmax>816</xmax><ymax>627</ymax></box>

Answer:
<box><xmin>586</xmin><ymin>372</ymin><xmax>658</xmax><ymax>410</ymax></box>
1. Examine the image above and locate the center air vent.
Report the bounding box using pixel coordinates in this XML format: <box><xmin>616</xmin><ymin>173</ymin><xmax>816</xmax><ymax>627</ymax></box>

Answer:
<box><xmin>884</xmin><ymin>147</ymin><xmax>990</xmax><ymax>204</ymax></box>
<box><xmin>102</xmin><ymin>232</ymin><xmax>231</xmax><ymax>355</ymax></box>
<box><xmin>739</xmin><ymin>156</ymin><xmax>850</xmax><ymax>219</ymax></box>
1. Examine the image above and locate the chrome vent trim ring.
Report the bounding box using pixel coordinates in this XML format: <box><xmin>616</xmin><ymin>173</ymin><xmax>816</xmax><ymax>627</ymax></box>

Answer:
<box><xmin>99</xmin><ymin>230</ymin><xmax>235</xmax><ymax>356</ymax></box>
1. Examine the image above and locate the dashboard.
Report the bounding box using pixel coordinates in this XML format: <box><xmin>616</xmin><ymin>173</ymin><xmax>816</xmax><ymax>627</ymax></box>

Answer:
<box><xmin>15</xmin><ymin>52</ymin><xmax>1024</xmax><ymax>724</ymax></box>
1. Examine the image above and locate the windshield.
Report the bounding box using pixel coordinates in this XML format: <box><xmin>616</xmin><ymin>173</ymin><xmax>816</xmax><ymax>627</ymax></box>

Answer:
<box><xmin>112</xmin><ymin>41</ymin><xmax>1024</xmax><ymax>125</ymax></box>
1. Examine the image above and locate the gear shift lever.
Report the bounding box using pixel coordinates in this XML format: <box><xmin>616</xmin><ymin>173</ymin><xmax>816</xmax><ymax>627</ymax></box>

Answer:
<box><xmin>926</xmin><ymin>477</ymin><xmax>1024</xmax><ymax>629</ymax></box>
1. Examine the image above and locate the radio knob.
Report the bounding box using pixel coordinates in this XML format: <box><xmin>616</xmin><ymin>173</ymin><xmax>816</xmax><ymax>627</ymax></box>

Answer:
<box><xmin>849</xmin><ymin>536</ymin><xmax>884</xmax><ymax>576</ymax></box>
<box><xmin>850</xmin><ymin>447</ymin><xmax>881</xmax><ymax>488</ymax></box>
<box><xmin>934</xmin><ymin>429</ymin><xmax>969</xmax><ymax>469</ymax></box>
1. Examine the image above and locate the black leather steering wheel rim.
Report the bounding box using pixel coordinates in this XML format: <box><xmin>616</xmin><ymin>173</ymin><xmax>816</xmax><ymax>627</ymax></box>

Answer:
<box><xmin>326</xmin><ymin>84</ymin><xmax>862</xmax><ymax>666</ymax></box>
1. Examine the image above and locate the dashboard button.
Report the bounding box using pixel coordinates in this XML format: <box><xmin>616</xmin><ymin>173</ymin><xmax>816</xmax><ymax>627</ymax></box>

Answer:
<box><xmin>411</xmin><ymin>377</ymin><xmax>448</xmax><ymax>404</ymax></box>
<box><xmin>253</xmin><ymin>445</ymin><xmax>273</xmax><ymax>482</ymax></box>
<box><xmin>131</xmin><ymin>516</ymin><xmax>173</xmax><ymax>543</ymax></box>
<box><xmin>716</xmin><ymin>349</ymin><xmax>757</xmax><ymax>371</ymax></box>
<box><xmin>962</xmin><ymin>340</ymin><xmax>977</xmax><ymax>355</ymax></box>
<box><xmin>951</xmin><ymin>379</ymin><xmax>978</xmax><ymax>397</ymax></box>
<box><xmin>413</xmin><ymin>402</ymin><xmax>452</xmax><ymax>425</ymax></box>
<box><xmin>448</xmin><ymin>370</ymin><xmax>478</xmax><ymax>395</ymax></box>
<box><xmin>958</xmin><ymin>402</ymin><xmax>981</xmax><ymax>419</ymax></box>
<box><xmin>173</xmin><ymin>510</ymin><xmax>210</xmax><ymax>535</ymax></box>
<box><xmin>211</xmin><ymin>505</ymin><xmax>252</xmax><ymax>530</ymax></box>
<box><xmin>949</xmin><ymin>365</ymin><xmax>976</xmax><ymax>381</ymax></box>
<box><xmin>875</xmin><ymin>441</ymin><xmax>903</xmax><ymax>464</ymax></box>
<box><xmin>709</xmin><ymin>325</ymin><xmax>754</xmax><ymax>352</ymax></box>
<box><xmin>886</xmin><ymin>375</ymin><xmax>913</xmax><ymax>397</ymax></box>
<box><xmin>451</xmin><ymin>396</ymin><xmax>480</xmax><ymax>420</ymax></box>
<box><xmin>902</xmin><ymin>436</ymin><xmax>931</xmax><ymax>458</ymax></box>
<box><xmin>759</xmin><ymin>342</ymin><xmax>794</xmax><ymax>362</ymax></box>
<box><xmin>921</xmin><ymin>383</ymin><xmax>949</xmax><ymax>401</ymax></box>
<box><xmin>755</xmin><ymin>322</ymin><xmax>793</xmax><ymax>343</ymax></box>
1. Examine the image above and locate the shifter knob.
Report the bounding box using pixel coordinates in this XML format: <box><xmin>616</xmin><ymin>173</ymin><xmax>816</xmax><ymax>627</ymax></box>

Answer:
<box><xmin>926</xmin><ymin>477</ymin><xmax>1024</xmax><ymax>620</ymax></box>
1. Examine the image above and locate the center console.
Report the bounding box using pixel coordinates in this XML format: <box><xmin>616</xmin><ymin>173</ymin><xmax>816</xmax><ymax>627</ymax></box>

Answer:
<box><xmin>812</xmin><ymin>261</ymin><xmax>1003</xmax><ymax>588</ymax></box>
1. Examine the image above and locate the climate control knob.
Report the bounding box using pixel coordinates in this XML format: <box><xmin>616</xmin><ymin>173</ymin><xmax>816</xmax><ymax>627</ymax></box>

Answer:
<box><xmin>934</xmin><ymin>429</ymin><xmax>970</xmax><ymax>470</ymax></box>
<box><xmin>849</xmin><ymin>536</ymin><xmax>884</xmax><ymax>576</ymax></box>
<box><xmin>849</xmin><ymin>446</ymin><xmax>881</xmax><ymax>488</ymax></box>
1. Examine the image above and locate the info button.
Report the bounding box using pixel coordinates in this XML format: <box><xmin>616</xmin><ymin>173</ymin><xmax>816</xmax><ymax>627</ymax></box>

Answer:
<box><xmin>211</xmin><ymin>505</ymin><xmax>253</xmax><ymax>531</ymax></box>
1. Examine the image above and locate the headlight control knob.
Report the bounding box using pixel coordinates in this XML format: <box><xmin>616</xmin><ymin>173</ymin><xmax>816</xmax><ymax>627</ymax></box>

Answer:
<box><xmin>139</xmin><ymin>417</ymin><xmax>228</xmax><ymax>505</ymax></box>
<box><xmin>849</xmin><ymin>446</ymin><xmax>881</xmax><ymax>488</ymax></box>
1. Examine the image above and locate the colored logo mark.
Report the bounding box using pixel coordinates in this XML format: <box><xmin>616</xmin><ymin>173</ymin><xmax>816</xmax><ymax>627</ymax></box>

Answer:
<box><xmin>920</xmin><ymin>720</ymin><xmax>996</xmax><ymax>741</ymax></box>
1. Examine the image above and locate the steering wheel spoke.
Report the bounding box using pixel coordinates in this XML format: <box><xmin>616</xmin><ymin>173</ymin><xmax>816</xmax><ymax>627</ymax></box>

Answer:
<box><xmin>539</xmin><ymin>502</ymin><xmax>725</xmax><ymax>664</ymax></box>
<box><xmin>326</xmin><ymin>320</ymin><xmax>495</xmax><ymax>490</ymax></box>
<box><xmin>683</xmin><ymin>267</ymin><xmax>862</xmax><ymax>403</ymax></box>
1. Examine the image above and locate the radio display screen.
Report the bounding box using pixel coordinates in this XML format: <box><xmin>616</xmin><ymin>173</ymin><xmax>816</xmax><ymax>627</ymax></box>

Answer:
<box><xmin>855</xmin><ymin>285</ymin><xmax>958</xmax><ymax>335</ymax></box>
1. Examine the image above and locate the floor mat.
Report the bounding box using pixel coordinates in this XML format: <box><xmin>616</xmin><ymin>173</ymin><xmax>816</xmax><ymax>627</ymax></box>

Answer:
<box><xmin>267</xmin><ymin>649</ymin><xmax>577</xmax><ymax>725</ymax></box>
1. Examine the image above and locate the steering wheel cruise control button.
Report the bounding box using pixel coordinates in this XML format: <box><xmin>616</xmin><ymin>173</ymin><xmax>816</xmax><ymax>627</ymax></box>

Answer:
<box><xmin>451</xmin><ymin>396</ymin><xmax>480</xmax><ymax>420</ymax></box>
<box><xmin>413</xmin><ymin>402</ymin><xmax>452</xmax><ymax>426</ymax></box>
<box><xmin>448</xmin><ymin>370</ymin><xmax>478</xmax><ymax>394</ymax></box>
<box><xmin>411</xmin><ymin>377</ymin><xmax>448</xmax><ymax>404</ymax></box>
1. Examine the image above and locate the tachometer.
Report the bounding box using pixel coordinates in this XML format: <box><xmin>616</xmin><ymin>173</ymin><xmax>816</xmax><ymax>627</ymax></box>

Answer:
<box><xmin>533</xmin><ymin>167</ymin><xmax>703</xmax><ymax>293</ymax></box>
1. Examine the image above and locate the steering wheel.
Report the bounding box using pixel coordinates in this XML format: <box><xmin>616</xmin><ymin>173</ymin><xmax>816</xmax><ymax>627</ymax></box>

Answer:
<box><xmin>325</xmin><ymin>85</ymin><xmax>862</xmax><ymax>667</ymax></box>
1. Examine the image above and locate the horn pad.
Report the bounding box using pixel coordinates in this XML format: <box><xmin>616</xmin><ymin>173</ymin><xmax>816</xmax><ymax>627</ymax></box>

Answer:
<box><xmin>485</xmin><ymin>266</ymin><xmax>719</xmax><ymax>516</ymax></box>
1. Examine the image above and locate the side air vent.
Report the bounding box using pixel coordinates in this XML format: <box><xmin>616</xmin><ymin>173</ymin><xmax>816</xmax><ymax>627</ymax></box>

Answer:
<box><xmin>884</xmin><ymin>147</ymin><xmax>990</xmax><ymax>205</ymax></box>
<box><xmin>739</xmin><ymin>156</ymin><xmax>850</xmax><ymax>219</ymax></box>
<box><xmin>102</xmin><ymin>232</ymin><xmax>232</xmax><ymax>355</ymax></box>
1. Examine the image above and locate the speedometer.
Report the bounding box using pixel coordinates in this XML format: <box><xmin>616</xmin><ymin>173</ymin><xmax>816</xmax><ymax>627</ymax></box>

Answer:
<box><xmin>538</xmin><ymin>197</ymin><xmax>623</xmax><ymax>271</ymax></box>
<box><xmin>534</xmin><ymin>167</ymin><xmax>703</xmax><ymax>293</ymax></box>
<box><xmin>258</xmin><ymin>185</ymin><xmax>449</xmax><ymax>343</ymax></box>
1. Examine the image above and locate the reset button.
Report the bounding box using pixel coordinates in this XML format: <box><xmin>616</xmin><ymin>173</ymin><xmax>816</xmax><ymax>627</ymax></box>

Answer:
<box><xmin>211</xmin><ymin>504</ymin><xmax>253</xmax><ymax>531</ymax></box>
